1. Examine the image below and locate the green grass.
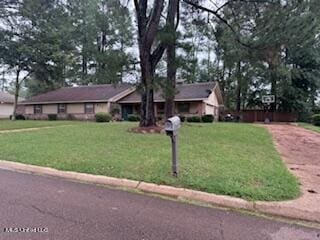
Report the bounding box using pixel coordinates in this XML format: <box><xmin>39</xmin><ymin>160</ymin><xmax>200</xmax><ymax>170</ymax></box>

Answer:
<box><xmin>0</xmin><ymin>122</ymin><xmax>299</xmax><ymax>201</ymax></box>
<box><xmin>298</xmin><ymin>122</ymin><xmax>320</xmax><ymax>133</ymax></box>
<box><xmin>0</xmin><ymin>120</ymin><xmax>78</xmax><ymax>130</ymax></box>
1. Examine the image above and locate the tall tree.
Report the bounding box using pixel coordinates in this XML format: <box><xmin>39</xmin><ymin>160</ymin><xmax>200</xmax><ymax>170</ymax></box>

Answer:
<box><xmin>134</xmin><ymin>0</ymin><xmax>166</xmax><ymax>127</ymax></box>
<box><xmin>68</xmin><ymin>0</ymin><xmax>133</xmax><ymax>85</ymax></box>
<box><xmin>0</xmin><ymin>0</ymin><xmax>35</xmax><ymax>119</ymax></box>
<box><xmin>184</xmin><ymin>0</ymin><xmax>320</xmax><ymax>114</ymax></box>
<box><xmin>164</xmin><ymin>0</ymin><xmax>179</xmax><ymax>119</ymax></box>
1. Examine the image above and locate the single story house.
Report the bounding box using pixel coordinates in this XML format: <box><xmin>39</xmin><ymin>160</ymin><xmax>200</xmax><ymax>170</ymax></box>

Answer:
<box><xmin>22</xmin><ymin>84</ymin><xmax>135</xmax><ymax>120</ymax></box>
<box><xmin>0</xmin><ymin>91</ymin><xmax>24</xmax><ymax>119</ymax></box>
<box><xmin>118</xmin><ymin>82</ymin><xmax>224</xmax><ymax>120</ymax></box>
<box><xmin>21</xmin><ymin>82</ymin><xmax>224</xmax><ymax>120</ymax></box>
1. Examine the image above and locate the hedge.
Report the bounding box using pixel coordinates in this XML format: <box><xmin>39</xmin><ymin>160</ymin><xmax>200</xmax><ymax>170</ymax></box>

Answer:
<box><xmin>127</xmin><ymin>114</ymin><xmax>140</xmax><ymax>122</ymax></box>
<box><xmin>312</xmin><ymin>114</ymin><xmax>320</xmax><ymax>126</ymax></box>
<box><xmin>48</xmin><ymin>114</ymin><xmax>57</xmax><ymax>121</ymax></box>
<box><xmin>186</xmin><ymin>116</ymin><xmax>201</xmax><ymax>122</ymax></box>
<box><xmin>179</xmin><ymin>115</ymin><xmax>186</xmax><ymax>122</ymax></box>
<box><xmin>95</xmin><ymin>112</ymin><xmax>111</xmax><ymax>122</ymax></box>
<box><xmin>202</xmin><ymin>114</ymin><xmax>214</xmax><ymax>123</ymax></box>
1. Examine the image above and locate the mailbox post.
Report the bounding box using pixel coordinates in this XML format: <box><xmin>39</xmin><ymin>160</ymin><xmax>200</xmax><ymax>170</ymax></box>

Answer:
<box><xmin>165</xmin><ymin>116</ymin><xmax>181</xmax><ymax>177</ymax></box>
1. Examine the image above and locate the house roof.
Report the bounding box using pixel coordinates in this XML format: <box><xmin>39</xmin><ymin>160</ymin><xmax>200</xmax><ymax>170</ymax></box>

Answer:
<box><xmin>0</xmin><ymin>91</ymin><xmax>24</xmax><ymax>104</ymax></box>
<box><xmin>22</xmin><ymin>84</ymin><xmax>133</xmax><ymax>104</ymax></box>
<box><xmin>118</xmin><ymin>82</ymin><xmax>217</xmax><ymax>103</ymax></box>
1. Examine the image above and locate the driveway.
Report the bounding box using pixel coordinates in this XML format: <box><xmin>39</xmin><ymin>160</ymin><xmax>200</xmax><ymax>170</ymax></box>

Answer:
<box><xmin>0</xmin><ymin>169</ymin><xmax>319</xmax><ymax>240</ymax></box>
<box><xmin>263</xmin><ymin>124</ymin><xmax>320</xmax><ymax>220</ymax></box>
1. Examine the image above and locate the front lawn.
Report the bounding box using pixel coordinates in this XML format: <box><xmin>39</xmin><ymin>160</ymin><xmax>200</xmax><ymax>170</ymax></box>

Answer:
<box><xmin>0</xmin><ymin>120</ymin><xmax>78</xmax><ymax>131</ymax></box>
<box><xmin>298</xmin><ymin>122</ymin><xmax>320</xmax><ymax>133</ymax></box>
<box><xmin>0</xmin><ymin>122</ymin><xmax>299</xmax><ymax>201</ymax></box>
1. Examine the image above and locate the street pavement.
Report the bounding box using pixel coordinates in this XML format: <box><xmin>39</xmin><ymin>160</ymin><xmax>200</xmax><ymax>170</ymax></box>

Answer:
<box><xmin>0</xmin><ymin>169</ymin><xmax>319</xmax><ymax>240</ymax></box>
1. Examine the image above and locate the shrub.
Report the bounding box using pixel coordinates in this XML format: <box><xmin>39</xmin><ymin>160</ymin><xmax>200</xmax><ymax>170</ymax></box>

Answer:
<box><xmin>127</xmin><ymin>114</ymin><xmax>140</xmax><ymax>122</ymax></box>
<box><xmin>110</xmin><ymin>106</ymin><xmax>120</xmax><ymax>116</ymax></box>
<box><xmin>311</xmin><ymin>114</ymin><xmax>320</xmax><ymax>126</ymax></box>
<box><xmin>179</xmin><ymin>115</ymin><xmax>186</xmax><ymax>122</ymax></box>
<box><xmin>202</xmin><ymin>114</ymin><xmax>214</xmax><ymax>123</ymax></box>
<box><xmin>48</xmin><ymin>114</ymin><xmax>57</xmax><ymax>121</ymax></box>
<box><xmin>186</xmin><ymin>115</ymin><xmax>201</xmax><ymax>123</ymax></box>
<box><xmin>298</xmin><ymin>111</ymin><xmax>312</xmax><ymax>123</ymax></box>
<box><xmin>9</xmin><ymin>114</ymin><xmax>26</xmax><ymax>120</ymax></box>
<box><xmin>95</xmin><ymin>112</ymin><xmax>111</xmax><ymax>122</ymax></box>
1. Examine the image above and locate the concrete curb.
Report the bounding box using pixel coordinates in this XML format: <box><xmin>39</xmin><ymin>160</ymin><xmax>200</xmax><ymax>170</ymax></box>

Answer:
<box><xmin>0</xmin><ymin>160</ymin><xmax>319</xmax><ymax>224</ymax></box>
<box><xmin>254</xmin><ymin>202</ymin><xmax>320</xmax><ymax>223</ymax></box>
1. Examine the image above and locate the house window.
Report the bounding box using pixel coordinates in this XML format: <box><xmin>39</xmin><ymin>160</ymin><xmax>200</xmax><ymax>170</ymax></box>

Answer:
<box><xmin>177</xmin><ymin>103</ymin><xmax>190</xmax><ymax>113</ymax></box>
<box><xmin>34</xmin><ymin>105</ymin><xmax>42</xmax><ymax>114</ymax></box>
<box><xmin>84</xmin><ymin>103</ymin><xmax>94</xmax><ymax>114</ymax></box>
<box><xmin>58</xmin><ymin>104</ymin><xmax>67</xmax><ymax>114</ymax></box>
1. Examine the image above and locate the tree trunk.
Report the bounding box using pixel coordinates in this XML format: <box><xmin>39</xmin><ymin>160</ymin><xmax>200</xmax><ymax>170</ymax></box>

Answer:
<box><xmin>12</xmin><ymin>69</ymin><xmax>20</xmax><ymax>121</ymax></box>
<box><xmin>134</xmin><ymin>0</ymin><xmax>165</xmax><ymax>127</ymax></box>
<box><xmin>165</xmin><ymin>43</ymin><xmax>176</xmax><ymax>119</ymax></box>
<box><xmin>235</xmin><ymin>61</ymin><xmax>241</xmax><ymax>112</ymax></box>
<box><xmin>134</xmin><ymin>0</ymin><xmax>176</xmax><ymax>126</ymax></box>
<box><xmin>82</xmin><ymin>34</ymin><xmax>88</xmax><ymax>77</ymax></box>
<box><xmin>220</xmin><ymin>63</ymin><xmax>226</xmax><ymax>103</ymax></box>
<box><xmin>1</xmin><ymin>71</ymin><xmax>5</xmax><ymax>92</ymax></box>
<box><xmin>139</xmin><ymin>52</ymin><xmax>156</xmax><ymax>127</ymax></box>
<box><xmin>82</xmin><ymin>54</ymin><xmax>87</xmax><ymax>76</ymax></box>
<box><xmin>165</xmin><ymin>0</ymin><xmax>179</xmax><ymax>119</ymax></box>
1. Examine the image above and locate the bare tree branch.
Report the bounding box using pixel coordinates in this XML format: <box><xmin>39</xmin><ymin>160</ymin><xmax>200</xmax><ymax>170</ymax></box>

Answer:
<box><xmin>20</xmin><ymin>70</ymin><xmax>33</xmax><ymax>84</ymax></box>
<box><xmin>175</xmin><ymin>0</ymin><xmax>180</xmax><ymax>30</ymax></box>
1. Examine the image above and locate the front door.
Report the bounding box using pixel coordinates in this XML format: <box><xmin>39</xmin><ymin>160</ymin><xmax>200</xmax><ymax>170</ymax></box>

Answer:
<box><xmin>122</xmin><ymin>105</ymin><xmax>133</xmax><ymax>120</ymax></box>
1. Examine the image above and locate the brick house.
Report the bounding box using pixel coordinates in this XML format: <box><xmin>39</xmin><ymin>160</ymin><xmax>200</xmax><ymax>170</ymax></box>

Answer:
<box><xmin>118</xmin><ymin>82</ymin><xmax>224</xmax><ymax>120</ymax></box>
<box><xmin>21</xmin><ymin>82</ymin><xmax>223</xmax><ymax>120</ymax></box>
<box><xmin>22</xmin><ymin>84</ymin><xmax>135</xmax><ymax>120</ymax></box>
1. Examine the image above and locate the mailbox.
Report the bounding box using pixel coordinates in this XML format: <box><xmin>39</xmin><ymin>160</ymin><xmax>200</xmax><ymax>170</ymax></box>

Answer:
<box><xmin>165</xmin><ymin>116</ymin><xmax>181</xmax><ymax>177</ymax></box>
<box><xmin>165</xmin><ymin>116</ymin><xmax>181</xmax><ymax>136</ymax></box>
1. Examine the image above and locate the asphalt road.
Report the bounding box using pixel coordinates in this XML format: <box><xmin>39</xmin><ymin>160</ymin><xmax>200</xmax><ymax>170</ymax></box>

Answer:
<box><xmin>0</xmin><ymin>169</ymin><xmax>319</xmax><ymax>240</ymax></box>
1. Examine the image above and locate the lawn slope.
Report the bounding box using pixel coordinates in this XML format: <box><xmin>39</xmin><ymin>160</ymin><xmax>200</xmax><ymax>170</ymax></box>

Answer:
<box><xmin>0</xmin><ymin>122</ymin><xmax>299</xmax><ymax>201</ymax></box>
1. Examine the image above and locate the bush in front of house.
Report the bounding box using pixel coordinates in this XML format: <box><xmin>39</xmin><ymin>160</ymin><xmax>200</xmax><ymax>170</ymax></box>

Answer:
<box><xmin>311</xmin><ymin>114</ymin><xmax>320</xmax><ymax>126</ymax></box>
<box><xmin>179</xmin><ymin>115</ymin><xmax>186</xmax><ymax>122</ymax></box>
<box><xmin>186</xmin><ymin>115</ymin><xmax>201</xmax><ymax>123</ymax></box>
<box><xmin>9</xmin><ymin>114</ymin><xmax>26</xmax><ymax>120</ymax></box>
<box><xmin>127</xmin><ymin>114</ymin><xmax>140</xmax><ymax>122</ymax></box>
<box><xmin>202</xmin><ymin>114</ymin><xmax>214</xmax><ymax>123</ymax></box>
<box><xmin>95</xmin><ymin>112</ymin><xmax>111</xmax><ymax>122</ymax></box>
<box><xmin>48</xmin><ymin>114</ymin><xmax>57</xmax><ymax>121</ymax></box>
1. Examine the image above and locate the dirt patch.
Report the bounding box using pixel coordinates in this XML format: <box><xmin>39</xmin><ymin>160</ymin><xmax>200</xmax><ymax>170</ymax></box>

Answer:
<box><xmin>129</xmin><ymin>126</ymin><xmax>165</xmax><ymax>134</ymax></box>
<box><xmin>263</xmin><ymin>124</ymin><xmax>320</xmax><ymax>217</ymax></box>
<box><xmin>265</xmin><ymin>125</ymin><xmax>320</xmax><ymax>166</ymax></box>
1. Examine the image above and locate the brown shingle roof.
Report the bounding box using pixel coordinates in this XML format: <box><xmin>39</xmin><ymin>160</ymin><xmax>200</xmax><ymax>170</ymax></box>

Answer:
<box><xmin>118</xmin><ymin>82</ymin><xmax>217</xmax><ymax>103</ymax></box>
<box><xmin>22</xmin><ymin>84</ymin><xmax>133</xmax><ymax>104</ymax></box>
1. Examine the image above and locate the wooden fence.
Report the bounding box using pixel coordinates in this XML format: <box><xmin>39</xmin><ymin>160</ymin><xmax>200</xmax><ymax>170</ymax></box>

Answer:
<box><xmin>227</xmin><ymin>110</ymin><xmax>298</xmax><ymax>123</ymax></box>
